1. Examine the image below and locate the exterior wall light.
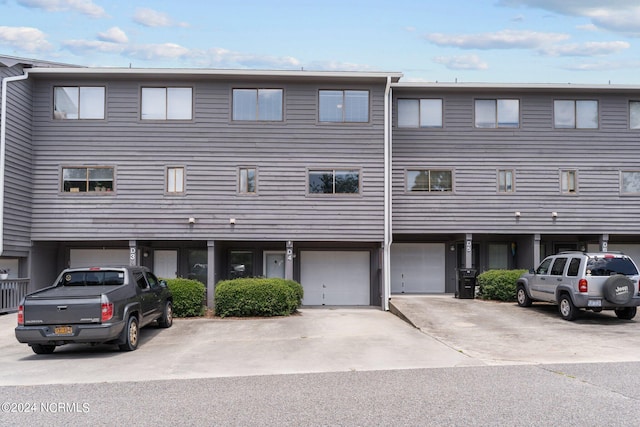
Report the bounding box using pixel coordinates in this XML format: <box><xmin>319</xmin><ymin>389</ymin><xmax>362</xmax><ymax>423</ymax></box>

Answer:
<box><xmin>229</xmin><ymin>218</ymin><xmax>236</xmax><ymax>225</ymax></box>
<box><xmin>188</xmin><ymin>217</ymin><xmax>196</xmax><ymax>224</ymax></box>
<box><xmin>551</xmin><ymin>212</ymin><xmax>558</xmax><ymax>218</ymax></box>
<box><xmin>515</xmin><ymin>211</ymin><xmax>521</xmax><ymax>218</ymax></box>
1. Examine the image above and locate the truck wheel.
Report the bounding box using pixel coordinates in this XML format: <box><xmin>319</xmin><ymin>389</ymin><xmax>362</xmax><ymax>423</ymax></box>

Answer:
<box><xmin>558</xmin><ymin>294</ymin><xmax>579</xmax><ymax>321</ymax></box>
<box><xmin>603</xmin><ymin>275</ymin><xmax>633</xmax><ymax>304</ymax></box>
<box><xmin>516</xmin><ymin>285</ymin><xmax>532</xmax><ymax>307</ymax></box>
<box><xmin>119</xmin><ymin>316</ymin><xmax>139</xmax><ymax>351</ymax></box>
<box><xmin>615</xmin><ymin>307</ymin><xmax>637</xmax><ymax>320</ymax></box>
<box><xmin>158</xmin><ymin>301</ymin><xmax>173</xmax><ymax>328</ymax></box>
<box><xmin>31</xmin><ymin>344</ymin><xmax>56</xmax><ymax>355</ymax></box>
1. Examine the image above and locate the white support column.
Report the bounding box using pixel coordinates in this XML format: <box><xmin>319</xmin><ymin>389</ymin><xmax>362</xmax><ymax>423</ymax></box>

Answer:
<box><xmin>600</xmin><ymin>234</ymin><xmax>609</xmax><ymax>252</ymax></box>
<box><xmin>129</xmin><ymin>240</ymin><xmax>138</xmax><ymax>266</ymax></box>
<box><xmin>207</xmin><ymin>240</ymin><xmax>215</xmax><ymax>309</ymax></box>
<box><xmin>285</xmin><ymin>240</ymin><xmax>294</xmax><ymax>281</ymax></box>
<box><xmin>534</xmin><ymin>234</ymin><xmax>541</xmax><ymax>267</ymax></box>
<box><xmin>465</xmin><ymin>234</ymin><xmax>473</xmax><ymax>268</ymax></box>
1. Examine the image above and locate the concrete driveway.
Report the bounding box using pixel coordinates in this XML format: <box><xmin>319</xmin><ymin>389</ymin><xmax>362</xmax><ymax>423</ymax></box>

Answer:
<box><xmin>390</xmin><ymin>295</ymin><xmax>640</xmax><ymax>365</ymax></box>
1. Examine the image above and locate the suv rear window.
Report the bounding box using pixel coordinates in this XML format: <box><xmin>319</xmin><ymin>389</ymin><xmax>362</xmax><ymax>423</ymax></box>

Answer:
<box><xmin>60</xmin><ymin>270</ymin><xmax>125</xmax><ymax>286</ymax></box>
<box><xmin>586</xmin><ymin>257</ymin><xmax>638</xmax><ymax>276</ymax></box>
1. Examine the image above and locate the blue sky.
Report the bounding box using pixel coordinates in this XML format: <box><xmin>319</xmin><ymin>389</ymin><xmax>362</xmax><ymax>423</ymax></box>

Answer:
<box><xmin>2</xmin><ymin>0</ymin><xmax>640</xmax><ymax>83</ymax></box>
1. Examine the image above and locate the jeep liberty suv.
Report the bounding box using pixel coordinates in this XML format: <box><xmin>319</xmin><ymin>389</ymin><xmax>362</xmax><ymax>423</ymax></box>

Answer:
<box><xmin>516</xmin><ymin>252</ymin><xmax>640</xmax><ymax>321</ymax></box>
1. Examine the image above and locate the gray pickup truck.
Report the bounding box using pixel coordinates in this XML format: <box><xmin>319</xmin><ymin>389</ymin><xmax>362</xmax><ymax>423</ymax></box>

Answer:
<box><xmin>15</xmin><ymin>266</ymin><xmax>173</xmax><ymax>354</ymax></box>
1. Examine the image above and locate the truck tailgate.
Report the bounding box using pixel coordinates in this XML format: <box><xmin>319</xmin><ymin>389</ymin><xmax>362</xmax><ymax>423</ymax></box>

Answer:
<box><xmin>23</xmin><ymin>287</ymin><xmax>106</xmax><ymax>325</ymax></box>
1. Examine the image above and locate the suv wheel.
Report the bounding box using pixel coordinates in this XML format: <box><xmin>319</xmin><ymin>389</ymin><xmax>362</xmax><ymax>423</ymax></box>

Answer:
<box><xmin>558</xmin><ymin>294</ymin><xmax>579</xmax><ymax>321</ymax></box>
<box><xmin>516</xmin><ymin>285</ymin><xmax>532</xmax><ymax>307</ymax></box>
<box><xmin>615</xmin><ymin>307</ymin><xmax>637</xmax><ymax>320</ymax></box>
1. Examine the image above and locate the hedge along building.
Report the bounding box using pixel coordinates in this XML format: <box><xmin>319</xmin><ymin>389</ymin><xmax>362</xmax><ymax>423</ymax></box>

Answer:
<box><xmin>0</xmin><ymin>55</ymin><xmax>402</xmax><ymax>309</ymax></box>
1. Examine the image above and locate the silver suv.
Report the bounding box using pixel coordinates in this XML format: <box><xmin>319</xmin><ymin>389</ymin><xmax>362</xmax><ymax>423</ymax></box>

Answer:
<box><xmin>516</xmin><ymin>252</ymin><xmax>640</xmax><ymax>320</ymax></box>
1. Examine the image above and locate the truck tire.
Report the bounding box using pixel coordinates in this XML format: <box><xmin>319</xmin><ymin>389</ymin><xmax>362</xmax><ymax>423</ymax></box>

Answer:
<box><xmin>558</xmin><ymin>294</ymin><xmax>579</xmax><ymax>321</ymax></box>
<box><xmin>615</xmin><ymin>307</ymin><xmax>637</xmax><ymax>320</ymax></box>
<box><xmin>158</xmin><ymin>301</ymin><xmax>173</xmax><ymax>328</ymax></box>
<box><xmin>31</xmin><ymin>344</ymin><xmax>56</xmax><ymax>355</ymax></box>
<box><xmin>516</xmin><ymin>285</ymin><xmax>532</xmax><ymax>307</ymax></box>
<box><xmin>603</xmin><ymin>275</ymin><xmax>633</xmax><ymax>305</ymax></box>
<box><xmin>118</xmin><ymin>316</ymin><xmax>139</xmax><ymax>351</ymax></box>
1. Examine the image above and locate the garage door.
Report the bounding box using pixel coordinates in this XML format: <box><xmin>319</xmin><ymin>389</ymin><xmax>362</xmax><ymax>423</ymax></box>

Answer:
<box><xmin>300</xmin><ymin>251</ymin><xmax>370</xmax><ymax>305</ymax></box>
<box><xmin>70</xmin><ymin>249</ymin><xmax>130</xmax><ymax>268</ymax></box>
<box><xmin>607</xmin><ymin>244</ymin><xmax>640</xmax><ymax>267</ymax></box>
<box><xmin>391</xmin><ymin>243</ymin><xmax>445</xmax><ymax>293</ymax></box>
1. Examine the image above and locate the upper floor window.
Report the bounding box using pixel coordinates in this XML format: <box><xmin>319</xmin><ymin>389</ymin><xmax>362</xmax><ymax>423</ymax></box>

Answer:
<box><xmin>397</xmin><ymin>99</ymin><xmax>443</xmax><ymax>128</ymax></box>
<box><xmin>166</xmin><ymin>167</ymin><xmax>184</xmax><ymax>194</ymax></box>
<box><xmin>141</xmin><ymin>87</ymin><xmax>192</xmax><ymax>120</ymax></box>
<box><xmin>62</xmin><ymin>167</ymin><xmax>114</xmax><ymax>193</ymax></box>
<box><xmin>498</xmin><ymin>169</ymin><xmax>515</xmax><ymax>193</ymax></box>
<box><xmin>561</xmin><ymin>170</ymin><xmax>577</xmax><ymax>194</ymax></box>
<box><xmin>406</xmin><ymin>170</ymin><xmax>453</xmax><ymax>192</ymax></box>
<box><xmin>239</xmin><ymin>167</ymin><xmax>257</xmax><ymax>194</ymax></box>
<box><xmin>554</xmin><ymin>100</ymin><xmax>598</xmax><ymax>129</ymax></box>
<box><xmin>233</xmin><ymin>89</ymin><xmax>283</xmax><ymax>121</ymax></box>
<box><xmin>621</xmin><ymin>171</ymin><xmax>640</xmax><ymax>194</ymax></box>
<box><xmin>630</xmin><ymin>101</ymin><xmax>640</xmax><ymax>129</ymax></box>
<box><xmin>475</xmin><ymin>99</ymin><xmax>519</xmax><ymax>128</ymax></box>
<box><xmin>54</xmin><ymin>86</ymin><xmax>105</xmax><ymax>120</ymax></box>
<box><xmin>309</xmin><ymin>169</ymin><xmax>360</xmax><ymax>194</ymax></box>
<box><xmin>319</xmin><ymin>90</ymin><xmax>369</xmax><ymax>123</ymax></box>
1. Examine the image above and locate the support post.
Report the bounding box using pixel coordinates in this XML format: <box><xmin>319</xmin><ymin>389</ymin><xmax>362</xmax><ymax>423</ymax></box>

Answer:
<box><xmin>285</xmin><ymin>240</ymin><xmax>294</xmax><ymax>280</ymax></box>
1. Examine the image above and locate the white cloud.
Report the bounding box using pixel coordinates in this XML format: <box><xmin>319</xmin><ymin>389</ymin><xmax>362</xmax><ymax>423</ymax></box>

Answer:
<box><xmin>433</xmin><ymin>54</ymin><xmax>489</xmax><ymax>70</ymax></box>
<box><xmin>0</xmin><ymin>26</ymin><xmax>52</xmax><ymax>52</ymax></box>
<box><xmin>133</xmin><ymin>8</ymin><xmax>189</xmax><ymax>28</ymax></box>
<box><xmin>562</xmin><ymin>59</ymin><xmax>640</xmax><ymax>71</ymax></box>
<box><xmin>18</xmin><ymin>0</ymin><xmax>107</xmax><ymax>18</ymax></box>
<box><xmin>539</xmin><ymin>41</ymin><xmax>630</xmax><ymax>56</ymax></box>
<box><xmin>63</xmin><ymin>39</ymin><xmax>125</xmax><ymax>54</ymax></box>
<box><xmin>125</xmin><ymin>43</ymin><xmax>191</xmax><ymax>61</ymax></box>
<box><xmin>425</xmin><ymin>29</ymin><xmax>569</xmax><ymax>49</ymax></box>
<box><xmin>200</xmin><ymin>48</ymin><xmax>301</xmax><ymax>69</ymax></box>
<box><xmin>97</xmin><ymin>27</ymin><xmax>128</xmax><ymax>44</ymax></box>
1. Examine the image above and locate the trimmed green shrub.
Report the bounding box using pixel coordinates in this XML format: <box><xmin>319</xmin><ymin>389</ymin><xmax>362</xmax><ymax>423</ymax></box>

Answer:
<box><xmin>214</xmin><ymin>278</ymin><xmax>304</xmax><ymax>318</ymax></box>
<box><xmin>477</xmin><ymin>269</ymin><xmax>528</xmax><ymax>302</ymax></box>
<box><xmin>165</xmin><ymin>278</ymin><xmax>206</xmax><ymax>317</ymax></box>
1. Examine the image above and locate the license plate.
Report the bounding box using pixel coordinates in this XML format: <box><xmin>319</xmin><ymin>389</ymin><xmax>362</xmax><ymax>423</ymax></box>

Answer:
<box><xmin>587</xmin><ymin>299</ymin><xmax>602</xmax><ymax>307</ymax></box>
<box><xmin>54</xmin><ymin>326</ymin><xmax>73</xmax><ymax>335</ymax></box>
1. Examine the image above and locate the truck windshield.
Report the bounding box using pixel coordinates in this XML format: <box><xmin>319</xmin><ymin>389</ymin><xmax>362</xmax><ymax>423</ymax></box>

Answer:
<box><xmin>59</xmin><ymin>271</ymin><xmax>125</xmax><ymax>286</ymax></box>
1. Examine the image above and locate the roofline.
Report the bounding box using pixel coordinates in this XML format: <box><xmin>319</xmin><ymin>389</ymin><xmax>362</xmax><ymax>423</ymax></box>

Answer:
<box><xmin>0</xmin><ymin>54</ymin><xmax>81</xmax><ymax>68</ymax></box>
<box><xmin>26</xmin><ymin>67</ymin><xmax>403</xmax><ymax>81</ymax></box>
<box><xmin>392</xmin><ymin>82</ymin><xmax>640</xmax><ymax>91</ymax></box>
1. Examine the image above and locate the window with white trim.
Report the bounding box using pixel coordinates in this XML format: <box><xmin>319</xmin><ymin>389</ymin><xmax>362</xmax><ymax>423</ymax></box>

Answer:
<box><xmin>232</xmin><ymin>89</ymin><xmax>283</xmax><ymax>121</ymax></box>
<box><xmin>308</xmin><ymin>169</ymin><xmax>360</xmax><ymax>194</ymax></box>
<box><xmin>166</xmin><ymin>167</ymin><xmax>184</xmax><ymax>193</ymax></box>
<box><xmin>554</xmin><ymin>100</ymin><xmax>598</xmax><ymax>129</ymax></box>
<box><xmin>54</xmin><ymin>86</ymin><xmax>105</xmax><ymax>119</ymax></box>
<box><xmin>621</xmin><ymin>171</ymin><xmax>640</xmax><ymax>194</ymax></box>
<box><xmin>397</xmin><ymin>99</ymin><xmax>443</xmax><ymax>128</ymax></box>
<box><xmin>498</xmin><ymin>169</ymin><xmax>515</xmax><ymax>193</ymax></box>
<box><xmin>561</xmin><ymin>170</ymin><xmax>578</xmax><ymax>194</ymax></box>
<box><xmin>406</xmin><ymin>170</ymin><xmax>453</xmax><ymax>192</ymax></box>
<box><xmin>630</xmin><ymin>101</ymin><xmax>640</xmax><ymax>129</ymax></box>
<box><xmin>239</xmin><ymin>167</ymin><xmax>257</xmax><ymax>194</ymax></box>
<box><xmin>319</xmin><ymin>90</ymin><xmax>369</xmax><ymax>122</ymax></box>
<box><xmin>62</xmin><ymin>167</ymin><xmax>114</xmax><ymax>193</ymax></box>
<box><xmin>475</xmin><ymin>99</ymin><xmax>519</xmax><ymax>128</ymax></box>
<box><xmin>141</xmin><ymin>87</ymin><xmax>192</xmax><ymax>120</ymax></box>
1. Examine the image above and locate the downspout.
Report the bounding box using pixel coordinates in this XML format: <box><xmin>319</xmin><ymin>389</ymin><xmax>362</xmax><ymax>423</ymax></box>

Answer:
<box><xmin>0</xmin><ymin>71</ymin><xmax>30</xmax><ymax>256</ymax></box>
<box><xmin>383</xmin><ymin>76</ymin><xmax>392</xmax><ymax>310</ymax></box>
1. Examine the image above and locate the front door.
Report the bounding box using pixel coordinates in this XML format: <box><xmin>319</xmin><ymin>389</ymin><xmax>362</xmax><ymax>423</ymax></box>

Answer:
<box><xmin>264</xmin><ymin>251</ymin><xmax>285</xmax><ymax>279</ymax></box>
<box><xmin>154</xmin><ymin>250</ymin><xmax>178</xmax><ymax>279</ymax></box>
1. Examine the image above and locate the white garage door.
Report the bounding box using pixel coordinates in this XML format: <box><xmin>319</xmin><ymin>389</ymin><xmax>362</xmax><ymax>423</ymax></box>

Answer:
<box><xmin>70</xmin><ymin>249</ymin><xmax>130</xmax><ymax>268</ymax></box>
<box><xmin>300</xmin><ymin>251</ymin><xmax>370</xmax><ymax>305</ymax></box>
<box><xmin>391</xmin><ymin>243</ymin><xmax>445</xmax><ymax>293</ymax></box>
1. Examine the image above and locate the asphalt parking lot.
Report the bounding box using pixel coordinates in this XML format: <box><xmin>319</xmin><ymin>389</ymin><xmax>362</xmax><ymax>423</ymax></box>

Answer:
<box><xmin>2</xmin><ymin>295</ymin><xmax>640</xmax><ymax>387</ymax></box>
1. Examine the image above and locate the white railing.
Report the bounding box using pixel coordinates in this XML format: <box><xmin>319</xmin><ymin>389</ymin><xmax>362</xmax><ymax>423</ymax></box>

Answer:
<box><xmin>0</xmin><ymin>279</ymin><xmax>28</xmax><ymax>313</ymax></box>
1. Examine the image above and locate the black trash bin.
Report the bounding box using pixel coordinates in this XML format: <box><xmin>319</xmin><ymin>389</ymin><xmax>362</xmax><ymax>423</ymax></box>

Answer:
<box><xmin>456</xmin><ymin>268</ymin><xmax>477</xmax><ymax>299</ymax></box>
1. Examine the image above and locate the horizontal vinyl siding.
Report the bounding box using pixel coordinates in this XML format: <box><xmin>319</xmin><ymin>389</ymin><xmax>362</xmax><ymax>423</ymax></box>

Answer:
<box><xmin>1</xmin><ymin>66</ymin><xmax>33</xmax><ymax>255</ymax></box>
<box><xmin>392</xmin><ymin>90</ymin><xmax>640</xmax><ymax>235</ymax></box>
<box><xmin>30</xmin><ymin>78</ymin><xmax>386</xmax><ymax>242</ymax></box>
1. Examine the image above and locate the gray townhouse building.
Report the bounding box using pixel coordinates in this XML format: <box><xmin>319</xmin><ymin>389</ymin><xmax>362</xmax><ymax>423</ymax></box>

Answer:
<box><xmin>3</xmin><ymin>54</ymin><xmax>640</xmax><ymax>311</ymax></box>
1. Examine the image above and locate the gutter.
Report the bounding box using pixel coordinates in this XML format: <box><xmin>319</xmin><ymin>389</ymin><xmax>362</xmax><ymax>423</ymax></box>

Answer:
<box><xmin>0</xmin><ymin>71</ymin><xmax>30</xmax><ymax>256</ymax></box>
<box><xmin>383</xmin><ymin>76</ymin><xmax>393</xmax><ymax>310</ymax></box>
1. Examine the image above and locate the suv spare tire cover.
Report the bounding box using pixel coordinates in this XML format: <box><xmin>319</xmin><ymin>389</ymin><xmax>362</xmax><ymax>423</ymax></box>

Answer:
<box><xmin>603</xmin><ymin>274</ymin><xmax>633</xmax><ymax>304</ymax></box>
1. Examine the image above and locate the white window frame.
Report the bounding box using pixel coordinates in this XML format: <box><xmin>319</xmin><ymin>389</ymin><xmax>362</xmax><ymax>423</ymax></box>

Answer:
<box><xmin>406</xmin><ymin>169</ymin><xmax>453</xmax><ymax>193</ymax></box>
<box><xmin>397</xmin><ymin>98</ymin><xmax>443</xmax><ymax>128</ymax></box>
<box><xmin>560</xmin><ymin>170</ymin><xmax>578</xmax><ymax>194</ymax></box>
<box><xmin>166</xmin><ymin>167</ymin><xmax>185</xmax><ymax>194</ymax></box>
<box><xmin>54</xmin><ymin>86</ymin><xmax>105</xmax><ymax>120</ymax></box>
<box><xmin>497</xmin><ymin>169</ymin><xmax>515</xmax><ymax>193</ymax></box>
<box><xmin>319</xmin><ymin>90</ymin><xmax>369</xmax><ymax>123</ymax></box>
<box><xmin>474</xmin><ymin>99</ymin><xmax>519</xmax><ymax>128</ymax></box>
<box><xmin>232</xmin><ymin>88</ymin><xmax>283</xmax><ymax>121</ymax></box>
<box><xmin>621</xmin><ymin>171</ymin><xmax>640</xmax><ymax>194</ymax></box>
<box><xmin>141</xmin><ymin>87</ymin><xmax>193</xmax><ymax>120</ymax></box>
<box><xmin>630</xmin><ymin>101</ymin><xmax>640</xmax><ymax>129</ymax></box>
<box><xmin>554</xmin><ymin>100</ymin><xmax>599</xmax><ymax>129</ymax></box>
